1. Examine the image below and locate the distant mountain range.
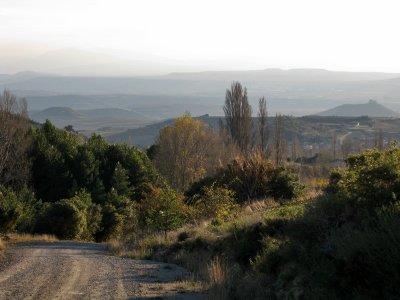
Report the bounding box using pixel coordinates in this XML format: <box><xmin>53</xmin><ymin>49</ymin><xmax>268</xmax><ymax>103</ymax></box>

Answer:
<box><xmin>3</xmin><ymin>68</ymin><xmax>400</xmax><ymax>118</ymax></box>
<box><xmin>316</xmin><ymin>100</ymin><xmax>400</xmax><ymax>117</ymax></box>
<box><xmin>0</xmin><ymin>47</ymin><xmax>196</xmax><ymax>76</ymax></box>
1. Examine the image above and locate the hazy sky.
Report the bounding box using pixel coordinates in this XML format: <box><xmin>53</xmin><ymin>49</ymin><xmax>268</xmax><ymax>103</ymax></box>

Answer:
<box><xmin>1</xmin><ymin>0</ymin><xmax>400</xmax><ymax>73</ymax></box>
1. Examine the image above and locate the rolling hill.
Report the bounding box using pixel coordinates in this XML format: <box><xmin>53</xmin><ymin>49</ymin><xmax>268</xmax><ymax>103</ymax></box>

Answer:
<box><xmin>29</xmin><ymin>107</ymin><xmax>154</xmax><ymax>135</ymax></box>
<box><xmin>30</xmin><ymin>107</ymin><xmax>84</xmax><ymax>121</ymax></box>
<box><xmin>316</xmin><ymin>100</ymin><xmax>400</xmax><ymax>117</ymax></box>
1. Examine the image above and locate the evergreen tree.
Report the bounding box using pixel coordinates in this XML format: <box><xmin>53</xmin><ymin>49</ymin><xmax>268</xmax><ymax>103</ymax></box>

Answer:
<box><xmin>111</xmin><ymin>162</ymin><xmax>133</xmax><ymax>197</ymax></box>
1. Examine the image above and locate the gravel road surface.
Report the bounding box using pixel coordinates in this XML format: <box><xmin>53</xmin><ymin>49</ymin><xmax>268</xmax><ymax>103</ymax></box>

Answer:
<box><xmin>0</xmin><ymin>241</ymin><xmax>201</xmax><ymax>300</ymax></box>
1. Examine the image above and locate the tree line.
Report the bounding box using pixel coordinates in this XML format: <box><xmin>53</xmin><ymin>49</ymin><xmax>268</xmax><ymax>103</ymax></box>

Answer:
<box><xmin>0</xmin><ymin>85</ymin><xmax>302</xmax><ymax>240</ymax></box>
<box><xmin>153</xmin><ymin>81</ymin><xmax>292</xmax><ymax>192</ymax></box>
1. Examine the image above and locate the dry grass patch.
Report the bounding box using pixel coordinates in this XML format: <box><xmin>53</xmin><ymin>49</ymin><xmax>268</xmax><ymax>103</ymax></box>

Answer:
<box><xmin>143</xmin><ymin>279</ymin><xmax>204</xmax><ymax>295</ymax></box>
<box><xmin>7</xmin><ymin>233</ymin><xmax>58</xmax><ymax>243</ymax></box>
<box><xmin>207</xmin><ymin>256</ymin><xmax>226</xmax><ymax>286</ymax></box>
<box><xmin>0</xmin><ymin>233</ymin><xmax>57</xmax><ymax>256</ymax></box>
<box><xmin>243</xmin><ymin>198</ymin><xmax>277</xmax><ymax>214</ymax></box>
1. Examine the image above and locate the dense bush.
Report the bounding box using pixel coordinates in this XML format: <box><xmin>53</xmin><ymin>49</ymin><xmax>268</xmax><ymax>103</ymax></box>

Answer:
<box><xmin>268</xmin><ymin>166</ymin><xmax>304</xmax><ymax>201</ymax></box>
<box><xmin>193</xmin><ymin>184</ymin><xmax>238</xmax><ymax>225</ymax></box>
<box><xmin>0</xmin><ymin>186</ymin><xmax>24</xmax><ymax>233</ymax></box>
<box><xmin>96</xmin><ymin>190</ymin><xmax>137</xmax><ymax>241</ymax></box>
<box><xmin>35</xmin><ymin>190</ymin><xmax>101</xmax><ymax>240</ymax></box>
<box><xmin>328</xmin><ymin>147</ymin><xmax>400</xmax><ymax>212</ymax></box>
<box><xmin>247</xmin><ymin>147</ymin><xmax>400</xmax><ymax>299</ymax></box>
<box><xmin>14</xmin><ymin>187</ymin><xmax>44</xmax><ymax>233</ymax></box>
<box><xmin>186</xmin><ymin>154</ymin><xmax>304</xmax><ymax>204</ymax></box>
<box><xmin>0</xmin><ymin>186</ymin><xmax>43</xmax><ymax>234</ymax></box>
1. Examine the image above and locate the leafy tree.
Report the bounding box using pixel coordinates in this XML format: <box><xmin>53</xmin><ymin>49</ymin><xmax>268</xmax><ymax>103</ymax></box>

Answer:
<box><xmin>73</xmin><ymin>144</ymin><xmax>105</xmax><ymax>203</ymax></box>
<box><xmin>104</xmin><ymin>144</ymin><xmax>158</xmax><ymax>200</ymax></box>
<box><xmin>30</xmin><ymin>120</ymin><xmax>80</xmax><ymax>201</ymax></box>
<box><xmin>154</xmin><ymin>114</ymin><xmax>226</xmax><ymax>191</ymax></box>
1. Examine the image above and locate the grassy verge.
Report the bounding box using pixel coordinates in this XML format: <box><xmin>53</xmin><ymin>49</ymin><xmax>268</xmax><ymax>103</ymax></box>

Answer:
<box><xmin>108</xmin><ymin>197</ymin><xmax>311</xmax><ymax>299</ymax></box>
<box><xmin>6</xmin><ymin>233</ymin><xmax>58</xmax><ymax>243</ymax></box>
<box><xmin>0</xmin><ymin>233</ymin><xmax>58</xmax><ymax>259</ymax></box>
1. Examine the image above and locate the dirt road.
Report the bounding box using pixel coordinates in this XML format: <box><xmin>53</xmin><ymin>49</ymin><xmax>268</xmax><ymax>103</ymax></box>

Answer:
<box><xmin>0</xmin><ymin>241</ymin><xmax>201</xmax><ymax>300</ymax></box>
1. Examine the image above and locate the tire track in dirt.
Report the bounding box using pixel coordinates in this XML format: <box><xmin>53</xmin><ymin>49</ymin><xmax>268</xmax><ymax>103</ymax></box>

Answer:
<box><xmin>0</xmin><ymin>241</ymin><xmax>202</xmax><ymax>299</ymax></box>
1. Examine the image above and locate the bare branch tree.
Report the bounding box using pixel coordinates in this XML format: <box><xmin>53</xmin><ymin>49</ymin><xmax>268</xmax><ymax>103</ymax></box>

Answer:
<box><xmin>272</xmin><ymin>114</ymin><xmax>286</xmax><ymax>165</ymax></box>
<box><xmin>257</xmin><ymin>97</ymin><xmax>268</xmax><ymax>156</ymax></box>
<box><xmin>223</xmin><ymin>82</ymin><xmax>252</xmax><ymax>152</ymax></box>
<box><xmin>0</xmin><ymin>89</ymin><xmax>31</xmax><ymax>188</ymax></box>
<box><xmin>291</xmin><ymin>135</ymin><xmax>303</xmax><ymax>161</ymax></box>
<box><xmin>332</xmin><ymin>130</ymin><xmax>337</xmax><ymax>160</ymax></box>
<box><xmin>341</xmin><ymin>135</ymin><xmax>353</xmax><ymax>159</ymax></box>
<box><xmin>375</xmin><ymin>129</ymin><xmax>384</xmax><ymax>150</ymax></box>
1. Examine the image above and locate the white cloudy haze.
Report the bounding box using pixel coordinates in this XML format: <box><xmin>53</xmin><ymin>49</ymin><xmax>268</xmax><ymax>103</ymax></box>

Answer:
<box><xmin>1</xmin><ymin>0</ymin><xmax>400</xmax><ymax>75</ymax></box>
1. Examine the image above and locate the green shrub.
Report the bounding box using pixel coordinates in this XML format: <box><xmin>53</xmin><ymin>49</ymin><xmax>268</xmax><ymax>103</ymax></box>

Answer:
<box><xmin>328</xmin><ymin>147</ymin><xmax>400</xmax><ymax>212</ymax></box>
<box><xmin>194</xmin><ymin>184</ymin><xmax>238</xmax><ymax>225</ymax></box>
<box><xmin>39</xmin><ymin>200</ymin><xmax>84</xmax><ymax>239</ymax></box>
<box><xmin>0</xmin><ymin>186</ymin><xmax>23</xmax><ymax>233</ymax></box>
<box><xmin>35</xmin><ymin>190</ymin><xmax>101</xmax><ymax>240</ymax></box>
<box><xmin>14</xmin><ymin>186</ymin><xmax>45</xmax><ymax>233</ymax></box>
<box><xmin>264</xmin><ymin>203</ymin><xmax>305</xmax><ymax>222</ymax></box>
<box><xmin>269</xmin><ymin>166</ymin><xmax>304</xmax><ymax>201</ymax></box>
<box><xmin>140</xmin><ymin>186</ymin><xmax>185</xmax><ymax>235</ymax></box>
